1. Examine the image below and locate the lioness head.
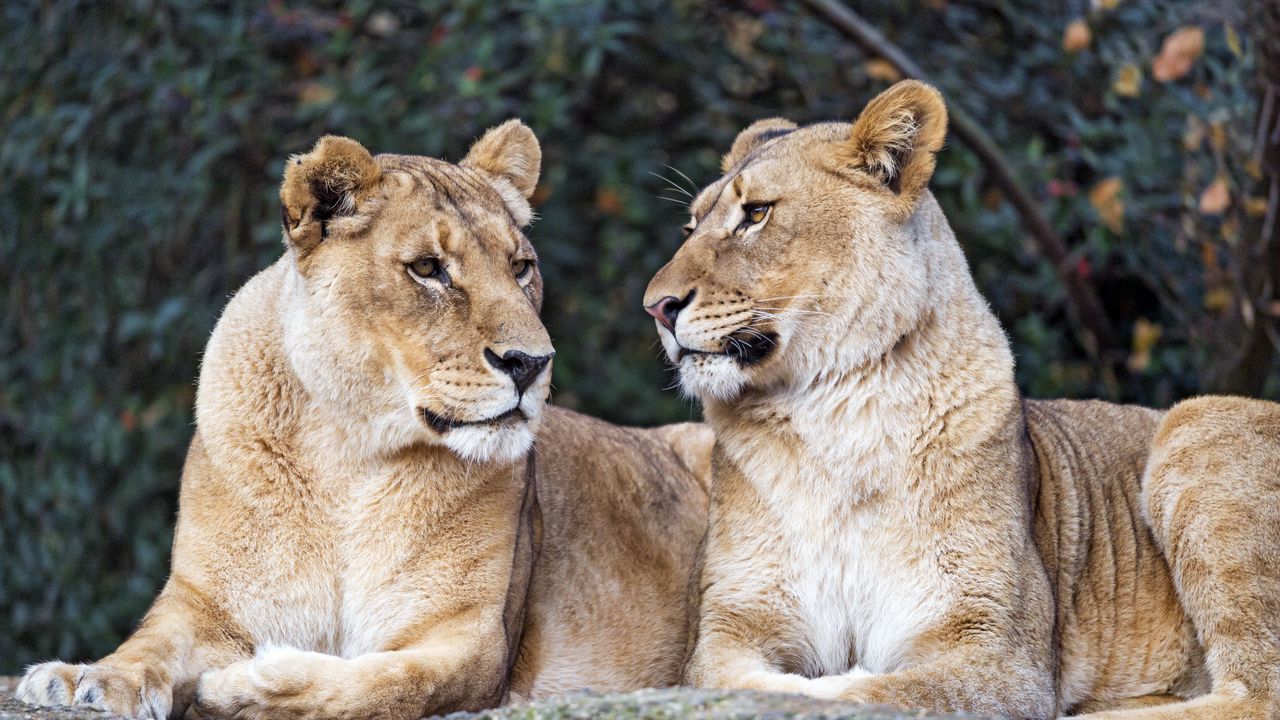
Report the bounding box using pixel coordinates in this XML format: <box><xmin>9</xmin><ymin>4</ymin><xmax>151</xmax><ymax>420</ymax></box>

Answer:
<box><xmin>644</xmin><ymin>81</ymin><xmax>948</xmax><ymax>402</ymax></box>
<box><xmin>278</xmin><ymin>121</ymin><xmax>552</xmax><ymax>463</ymax></box>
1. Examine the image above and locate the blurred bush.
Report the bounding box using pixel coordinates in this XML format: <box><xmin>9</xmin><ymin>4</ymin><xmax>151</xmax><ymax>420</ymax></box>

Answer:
<box><xmin>0</xmin><ymin>0</ymin><xmax>1272</xmax><ymax>670</ymax></box>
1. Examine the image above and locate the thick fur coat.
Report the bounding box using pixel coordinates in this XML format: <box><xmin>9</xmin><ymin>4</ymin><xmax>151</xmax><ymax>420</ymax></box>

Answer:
<box><xmin>18</xmin><ymin>124</ymin><xmax>711</xmax><ymax>719</ymax></box>
<box><xmin>645</xmin><ymin>80</ymin><xmax>1280</xmax><ymax>719</ymax></box>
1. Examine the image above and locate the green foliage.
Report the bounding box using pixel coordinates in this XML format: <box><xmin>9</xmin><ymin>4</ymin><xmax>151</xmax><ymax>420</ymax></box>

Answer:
<box><xmin>0</xmin><ymin>0</ymin><xmax>1267</xmax><ymax>670</ymax></box>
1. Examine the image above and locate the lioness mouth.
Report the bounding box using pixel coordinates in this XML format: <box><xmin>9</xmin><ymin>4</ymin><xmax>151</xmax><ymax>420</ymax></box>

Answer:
<box><xmin>677</xmin><ymin>329</ymin><xmax>778</xmax><ymax>366</ymax></box>
<box><xmin>421</xmin><ymin>407</ymin><xmax>525</xmax><ymax>434</ymax></box>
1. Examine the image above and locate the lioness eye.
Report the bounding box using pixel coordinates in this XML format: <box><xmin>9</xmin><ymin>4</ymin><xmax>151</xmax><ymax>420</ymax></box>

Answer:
<box><xmin>681</xmin><ymin>224</ymin><xmax>694</xmax><ymax>237</ymax></box>
<box><xmin>743</xmin><ymin>203</ymin><xmax>770</xmax><ymax>225</ymax></box>
<box><xmin>407</xmin><ymin>257</ymin><xmax>446</xmax><ymax>284</ymax></box>
<box><xmin>513</xmin><ymin>259</ymin><xmax>534</xmax><ymax>282</ymax></box>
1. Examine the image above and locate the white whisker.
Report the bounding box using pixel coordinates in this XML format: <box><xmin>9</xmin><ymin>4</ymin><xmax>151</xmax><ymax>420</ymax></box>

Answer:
<box><xmin>665</xmin><ymin>164</ymin><xmax>700</xmax><ymax>194</ymax></box>
<box><xmin>649</xmin><ymin>170</ymin><xmax>694</xmax><ymax>199</ymax></box>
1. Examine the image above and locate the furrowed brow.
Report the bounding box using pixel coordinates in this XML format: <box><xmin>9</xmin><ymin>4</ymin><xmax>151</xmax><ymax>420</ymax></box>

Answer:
<box><xmin>691</xmin><ymin>174</ymin><xmax>737</xmax><ymax>221</ymax></box>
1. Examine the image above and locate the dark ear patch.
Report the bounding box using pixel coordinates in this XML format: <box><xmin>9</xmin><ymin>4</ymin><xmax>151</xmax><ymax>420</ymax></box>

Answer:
<box><xmin>753</xmin><ymin>128</ymin><xmax>795</xmax><ymax>145</ymax></box>
<box><xmin>722</xmin><ymin>118</ymin><xmax>798</xmax><ymax>172</ymax></box>
<box><xmin>279</xmin><ymin>135</ymin><xmax>381</xmax><ymax>252</ymax></box>
<box><xmin>308</xmin><ymin>176</ymin><xmax>347</xmax><ymax>223</ymax></box>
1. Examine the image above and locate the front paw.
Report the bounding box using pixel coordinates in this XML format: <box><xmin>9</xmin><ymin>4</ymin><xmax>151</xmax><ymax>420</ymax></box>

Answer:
<box><xmin>192</xmin><ymin>647</ymin><xmax>342</xmax><ymax>720</ymax></box>
<box><xmin>17</xmin><ymin>661</ymin><xmax>172</xmax><ymax>719</ymax></box>
<box><xmin>807</xmin><ymin>666</ymin><xmax>876</xmax><ymax>701</ymax></box>
<box><xmin>736</xmin><ymin>669</ymin><xmax>829</xmax><ymax>696</ymax></box>
<box><xmin>15</xmin><ymin>662</ymin><xmax>83</xmax><ymax>708</ymax></box>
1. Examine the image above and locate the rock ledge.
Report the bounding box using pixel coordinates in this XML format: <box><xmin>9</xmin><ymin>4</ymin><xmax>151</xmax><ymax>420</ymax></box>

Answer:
<box><xmin>2</xmin><ymin>678</ymin><xmax>974</xmax><ymax>719</ymax></box>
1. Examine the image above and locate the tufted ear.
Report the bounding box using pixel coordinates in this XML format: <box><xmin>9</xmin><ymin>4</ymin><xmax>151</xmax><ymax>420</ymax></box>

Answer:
<box><xmin>841</xmin><ymin>80</ymin><xmax>947</xmax><ymax>204</ymax></box>
<box><xmin>721</xmin><ymin>118</ymin><xmax>798</xmax><ymax>172</ymax></box>
<box><xmin>462</xmin><ymin>119</ymin><xmax>542</xmax><ymax>201</ymax></box>
<box><xmin>280</xmin><ymin>135</ymin><xmax>382</xmax><ymax>252</ymax></box>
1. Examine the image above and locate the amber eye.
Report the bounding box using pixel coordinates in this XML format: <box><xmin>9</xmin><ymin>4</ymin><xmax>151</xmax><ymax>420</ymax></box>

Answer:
<box><xmin>513</xmin><ymin>259</ymin><xmax>534</xmax><ymax>282</ymax></box>
<box><xmin>407</xmin><ymin>257</ymin><xmax>446</xmax><ymax>284</ymax></box>
<box><xmin>743</xmin><ymin>203</ymin><xmax>771</xmax><ymax>225</ymax></box>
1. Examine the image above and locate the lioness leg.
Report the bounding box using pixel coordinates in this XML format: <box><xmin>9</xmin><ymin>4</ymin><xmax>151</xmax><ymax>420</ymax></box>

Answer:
<box><xmin>1069</xmin><ymin>694</ymin><xmax>1181</xmax><ymax>713</ymax></box>
<box><xmin>1098</xmin><ymin>397</ymin><xmax>1280</xmax><ymax>720</ymax></box>
<box><xmin>190</xmin><ymin>610</ymin><xmax>509</xmax><ymax>719</ymax></box>
<box><xmin>16</xmin><ymin>577</ymin><xmax>249</xmax><ymax>719</ymax></box>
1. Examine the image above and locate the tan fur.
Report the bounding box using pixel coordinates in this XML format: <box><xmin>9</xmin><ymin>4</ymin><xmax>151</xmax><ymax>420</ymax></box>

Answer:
<box><xmin>511</xmin><ymin>410</ymin><xmax>711</xmax><ymax>697</ymax></box>
<box><xmin>644</xmin><ymin>80</ymin><xmax>1280</xmax><ymax>719</ymax></box>
<box><xmin>17</xmin><ymin>124</ymin><xmax>709</xmax><ymax>719</ymax></box>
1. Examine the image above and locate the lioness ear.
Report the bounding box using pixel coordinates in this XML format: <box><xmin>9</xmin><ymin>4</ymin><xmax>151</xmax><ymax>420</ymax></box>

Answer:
<box><xmin>722</xmin><ymin>118</ymin><xmax>798</xmax><ymax>172</ymax></box>
<box><xmin>280</xmin><ymin>135</ymin><xmax>381</xmax><ymax>252</ymax></box>
<box><xmin>842</xmin><ymin>80</ymin><xmax>947</xmax><ymax>202</ymax></box>
<box><xmin>462</xmin><ymin>119</ymin><xmax>542</xmax><ymax>201</ymax></box>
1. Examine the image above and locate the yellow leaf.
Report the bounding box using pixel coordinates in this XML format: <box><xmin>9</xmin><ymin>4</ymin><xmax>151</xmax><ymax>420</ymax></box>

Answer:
<box><xmin>1204</xmin><ymin>287</ymin><xmax>1231</xmax><ymax>312</ymax></box>
<box><xmin>1245</xmin><ymin>196</ymin><xmax>1270</xmax><ymax>216</ymax></box>
<box><xmin>1182</xmin><ymin>115</ymin><xmax>1205</xmax><ymax>150</ymax></box>
<box><xmin>1128</xmin><ymin>318</ymin><xmax>1162</xmax><ymax>373</ymax></box>
<box><xmin>296</xmin><ymin>82</ymin><xmax>336</xmax><ymax>105</ymax></box>
<box><xmin>1113</xmin><ymin>64</ymin><xmax>1142</xmax><ymax>97</ymax></box>
<box><xmin>864</xmin><ymin>58</ymin><xmax>902</xmax><ymax>82</ymax></box>
<box><xmin>1092</xmin><ymin>0</ymin><xmax>1119</xmax><ymax>9</ymax></box>
<box><xmin>1152</xmin><ymin>26</ymin><xmax>1204</xmax><ymax>82</ymax></box>
<box><xmin>1209</xmin><ymin>121</ymin><xmax>1228</xmax><ymax>152</ymax></box>
<box><xmin>727</xmin><ymin>17</ymin><xmax>765</xmax><ymax>58</ymax></box>
<box><xmin>1220</xmin><ymin>215</ymin><xmax>1239</xmax><ymax>243</ymax></box>
<box><xmin>1062</xmin><ymin>19</ymin><xmax>1091</xmax><ymax>53</ymax></box>
<box><xmin>1226</xmin><ymin>25</ymin><xmax>1242</xmax><ymax>58</ymax></box>
<box><xmin>1198</xmin><ymin>177</ymin><xmax>1231</xmax><ymax>215</ymax></box>
<box><xmin>1088</xmin><ymin>177</ymin><xmax>1125</xmax><ymax>233</ymax></box>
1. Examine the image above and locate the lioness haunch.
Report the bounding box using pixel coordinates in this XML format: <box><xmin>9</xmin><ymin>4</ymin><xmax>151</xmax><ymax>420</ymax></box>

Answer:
<box><xmin>646</xmin><ymin>80</ymin><xmax>1279</xmax><ymax>719</ymax></box>
<box><xmin>19</xmin><ymin>122</ymin><xmax>710</xmax><ymax>719</ymax></box>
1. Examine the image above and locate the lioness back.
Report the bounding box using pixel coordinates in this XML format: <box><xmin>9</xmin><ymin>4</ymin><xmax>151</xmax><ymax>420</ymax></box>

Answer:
<box><xmin>513</xmin><ymin>406</ymin><xmax>711</xmax><ymax>697</ymax></box>
<box><xmin>1023</xmin><ymin>399</ymin><xmax>1209</xmax><ymax>707</ymax></box>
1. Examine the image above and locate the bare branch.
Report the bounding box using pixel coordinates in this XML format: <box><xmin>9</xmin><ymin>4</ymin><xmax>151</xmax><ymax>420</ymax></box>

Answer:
<box><xmin>796</xmin><ymin>0</ymin><xmax>1117</xmax><ymax>353</ymax></box>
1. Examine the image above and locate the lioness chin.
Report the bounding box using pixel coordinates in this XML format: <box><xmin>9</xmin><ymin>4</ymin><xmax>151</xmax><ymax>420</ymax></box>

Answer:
<box><xmin>17</xmin><ymin>123</ymin><xmax>710</xmax><ymax>720</ymax></box>
<box><xmin>645</xmin><ymin>80</ymin><xmax>1279</xmax><ymax>719</ymax></box>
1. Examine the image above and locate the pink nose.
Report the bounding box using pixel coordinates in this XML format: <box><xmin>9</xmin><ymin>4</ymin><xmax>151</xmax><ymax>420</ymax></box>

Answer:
<box><xmin>645</xmin><ymin>296</ymin><xmax>680</xmax><ymax>331</ymax></box>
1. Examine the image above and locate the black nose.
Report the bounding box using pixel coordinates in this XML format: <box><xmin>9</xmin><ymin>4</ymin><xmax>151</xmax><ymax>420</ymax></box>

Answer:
<box><xmin>644</xmin><ymin>290</ymin><xmax>695</xmax><ymax>332</ymax></box>
<box><xmin>485</xmin><ymin>349</ymin><xmax>553</xmax><ymax>395</ymax></box>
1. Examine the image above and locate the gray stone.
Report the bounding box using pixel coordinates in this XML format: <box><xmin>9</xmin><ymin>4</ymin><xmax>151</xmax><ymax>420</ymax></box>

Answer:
<box><xmin>1</xmin><ymin>678</ymin><xmax>977</xmax><ymax>719</ymax></box>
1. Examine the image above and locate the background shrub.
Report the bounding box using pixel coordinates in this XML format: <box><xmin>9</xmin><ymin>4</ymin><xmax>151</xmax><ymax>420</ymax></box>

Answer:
<box><xmin>1</xmin><ymin>0</ymin><xmax>1274</xmax><ymax>671</ymax></box>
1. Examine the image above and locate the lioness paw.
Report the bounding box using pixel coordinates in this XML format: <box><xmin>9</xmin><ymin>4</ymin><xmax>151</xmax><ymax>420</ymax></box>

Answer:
<box><xmin>193</xmin><ymin>647</ymin><xmax>343</xmax><ymax>720</ymax></box>
<box><xmin>806</xmin><ymin>666</ymin><xmax>876</xmax><ymax>700</ymax></box>
<box><xmin>17</xmin><ymin>661</ymin><xmax>171</xmax><ymax>719</ymax></box>
<box><xmin>16</xmin><ymin>662</ymin><xmax>83</xmax><ymax>707</ymax></box>
<box><xmin>737</xmin><ymin>669</ymin><xmax>830</xmax><ymax>696</ymax></box>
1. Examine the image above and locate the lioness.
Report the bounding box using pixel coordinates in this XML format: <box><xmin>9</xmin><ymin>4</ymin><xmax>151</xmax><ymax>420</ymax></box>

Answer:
<box><xmin>18</xmin><ymin>122</ymin><xmax>710</xmax><ymax>719</ymax></box>
<box><xmin>644</xmin><ymin>80</ymin><xmax>1279</xmax><ymax>719</ymax></box>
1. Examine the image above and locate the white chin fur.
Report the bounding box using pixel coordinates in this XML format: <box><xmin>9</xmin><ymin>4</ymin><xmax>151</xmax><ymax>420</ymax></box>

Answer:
<box><xmin>679</xmin><ymin>355</ymin><xmax>748</xmax><ymax>402</ymax></box>
<box><xmin>439</xmin><ymin>392</ymin><xmax>545</xmax><ymax>464</ymax></box>
<box><xmin>442</xmin><ymin>422</ymin><xmax>536</xmax><ymax>464</ymax></box>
